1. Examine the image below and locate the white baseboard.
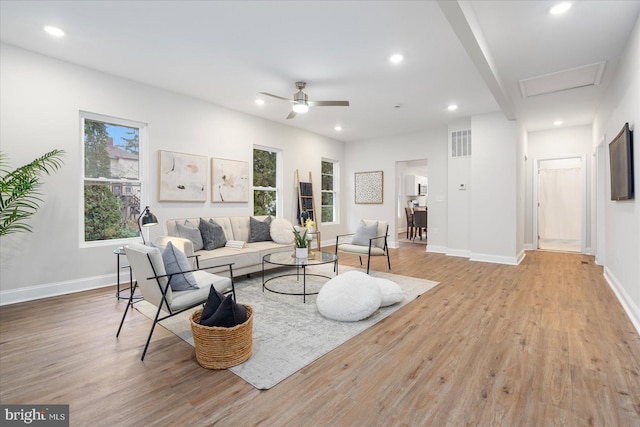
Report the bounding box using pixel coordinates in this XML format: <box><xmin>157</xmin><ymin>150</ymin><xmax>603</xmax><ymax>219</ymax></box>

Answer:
<box><xmin>516</xmin><ymin>248</ymin><xmax>527</xmax><ymax>265</ymax></box>
<box><xmin>603</xmin><ymin>266</ymin><xmax>640</xmax><ymax>336</ymax></box>
<box><xmin>446</xmin><ymin>248</ymin><xmax>471</xmax><ymax>258</ymax></box>
<box><xmin>0</xmin><ymin>273</ymin><xmax>120</xmax><ymax>306</ymax></box>
<box><xmin>470</xmin><ymin>252</ymin><xmax>519</xmax><ymax>265</ymax></box>
<box><xmin>426</xmin><ymin>245</ymin><xmax>448</xmax><ymax>254</ymax></box>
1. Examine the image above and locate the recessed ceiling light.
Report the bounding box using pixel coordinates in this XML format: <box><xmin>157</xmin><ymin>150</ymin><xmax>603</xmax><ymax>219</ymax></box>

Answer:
<box><xmin>334</xmin><ymin>125</ymin><xmax>342</xmax><ymax>132</ymax></box>
<box><xmin>550</xmin><ymin>2</ymin><xmax>571</xmax><ymax>15</ymax></box>
<box><xmin>554</xmin><ymin>120</ymin><xmax>564</xmax><ymax>126</ymax></box>
<box><xmin>389</xmin><ymin>54</ymin><xmax>404</xmax><ymax>64</ymax></box>
<box><xmin>255</xmin><ymin>99</ymin><xmax>265</xmax><ymax>106</ymax></box>
<box><xmin>44</xmin><ymin>26</ymin><xmax>65</xmax><ymax>37</ymax></box>
<box><xmin>448</xmin><ymin>104</ymin><xmax>458</xmax><ymax>111</ymax></box>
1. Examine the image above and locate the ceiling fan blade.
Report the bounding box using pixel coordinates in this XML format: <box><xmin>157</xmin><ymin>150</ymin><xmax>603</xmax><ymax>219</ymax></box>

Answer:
<box><xmin>259</xmin><ymin>92</ymin><xmax>292</xmax><ymax>102</ymax></box>
<box><xmin>309</xmin><ymin>100</ymin><xmax>350</xmax><ymax>107</ymax></box>
<box><xmin>286</xmin><ymin>111</ymin><xmax>297</xmax><ymax>120</ymax></box>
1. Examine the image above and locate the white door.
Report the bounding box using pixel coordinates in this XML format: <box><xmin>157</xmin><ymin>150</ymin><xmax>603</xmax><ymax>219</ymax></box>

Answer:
<box><xmin>538</xmin><ymin>158</ymin><xmax>582</xmax><ymax>252</ymax></box>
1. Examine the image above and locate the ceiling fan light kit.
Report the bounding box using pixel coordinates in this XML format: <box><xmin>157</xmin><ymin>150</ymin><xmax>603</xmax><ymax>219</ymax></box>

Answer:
<box><xmin>259</xmin><ymin>81</ymin><xmax>350</xmax><ymax>120</ymax></box>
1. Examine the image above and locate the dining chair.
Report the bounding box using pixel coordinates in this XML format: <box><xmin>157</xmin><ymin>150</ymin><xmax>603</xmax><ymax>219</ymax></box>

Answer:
<box><xmin>404</xmin><ymin>207</ymin><xmax>415</xmax><ymax>239</ymax></box>
<box><xmin>412</xmin><ymin>208</ymin><xmax>427</xmax><ymax>241</ymax></box>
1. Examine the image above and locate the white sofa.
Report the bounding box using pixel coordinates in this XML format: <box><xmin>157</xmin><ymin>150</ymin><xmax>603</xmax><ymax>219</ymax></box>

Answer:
<box><xmin>156</xmin><ymin>216</ymin><xmax>294</xmax><ymax>277</ymax></box>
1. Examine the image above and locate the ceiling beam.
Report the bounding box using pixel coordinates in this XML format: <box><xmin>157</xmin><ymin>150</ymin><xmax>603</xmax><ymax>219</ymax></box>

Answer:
<box><xmin>437</xmin><ymin>0</ymin><xmax>517</xmax><ymax>121</ymax></box>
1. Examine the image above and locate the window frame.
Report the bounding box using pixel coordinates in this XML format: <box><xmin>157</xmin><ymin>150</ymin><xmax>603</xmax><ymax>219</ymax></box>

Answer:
<box><xmin>320</xmin><ymin>158</ymin><xmax>339</xmax><ymax>224</ymax></box>
<box><xmin>79</xmin><ymin>111</ymin><xmax>149</xmax><ymax>248</ymax></box>
<box><xmin>252</xmin><ymin>145</ymin><xmax>282</xmax><ymax>217</ymax></box>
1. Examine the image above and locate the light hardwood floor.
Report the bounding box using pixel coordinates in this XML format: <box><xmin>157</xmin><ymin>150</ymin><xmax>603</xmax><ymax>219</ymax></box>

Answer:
<box><xmin>1</xmin><ymin>243</ymin><xmax>639</xmax><ymax>426</ymax></box>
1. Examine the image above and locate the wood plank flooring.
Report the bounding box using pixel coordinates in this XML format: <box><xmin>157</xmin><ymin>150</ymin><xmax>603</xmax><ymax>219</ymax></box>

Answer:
<box><xmin>1</xmin><ymin>242</ymin><xmax>639</xmax><ymax>426</ymax></box>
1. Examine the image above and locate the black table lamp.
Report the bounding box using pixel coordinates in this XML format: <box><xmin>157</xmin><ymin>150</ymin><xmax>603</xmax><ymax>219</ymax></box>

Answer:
<box><xmin>138</xmin><ymin>206</ymin><xmax>158</xmax><ymax>244</ymax></box>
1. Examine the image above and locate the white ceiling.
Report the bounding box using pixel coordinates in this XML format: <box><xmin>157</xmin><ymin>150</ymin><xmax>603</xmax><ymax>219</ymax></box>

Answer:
<box><xmin>1</xmin><ymin>1</ymin><xmax>638</xmax><ymax>142</ymax></box>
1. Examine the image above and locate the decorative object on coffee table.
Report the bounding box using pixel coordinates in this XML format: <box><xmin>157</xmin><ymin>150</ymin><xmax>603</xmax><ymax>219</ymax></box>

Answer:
<box><xmin>293</xmin><ymin>226</ymin><xmax>308</xmax><ymax>259</ymax></box>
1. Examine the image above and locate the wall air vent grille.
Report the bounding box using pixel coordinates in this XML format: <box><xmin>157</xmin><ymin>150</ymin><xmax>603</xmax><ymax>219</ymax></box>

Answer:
<box><xmin>451</xmin><ymin>130</ymin><xmax>471</xmax><ymax>158</ymax></box>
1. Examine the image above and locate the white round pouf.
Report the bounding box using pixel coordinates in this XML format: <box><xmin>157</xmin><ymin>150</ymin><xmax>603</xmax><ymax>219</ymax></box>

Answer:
<box><xmin>317</xmin><ymin>271</ymin><xmax>382</xmax><ymax>321</ymax></box>
<box><xmin>376</xmin><ymin>278</ymin><xmax>404</xmax><ymax>307</ymax></box>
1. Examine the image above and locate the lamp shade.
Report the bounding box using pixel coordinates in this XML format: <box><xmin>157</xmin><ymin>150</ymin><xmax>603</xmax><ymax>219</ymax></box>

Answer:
<box><xmin>138</xmin><ymin>206</ymin><xmax>158</xmax><ymax>244</ymax></box>
<box><xmin>141</xmin><ymin>210</ymin><xmax>158</xmax><ymax>227</ymax></box>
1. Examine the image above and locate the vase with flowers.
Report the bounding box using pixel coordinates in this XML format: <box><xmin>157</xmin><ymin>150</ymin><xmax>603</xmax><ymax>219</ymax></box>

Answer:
<box><xmin>305</xmin><ymin>218</ymin><xmax>316</xmax><ymax>234</ymax></box>
<box><xmin>293</xmin><ymin>227</ymin><xmax>308</xmax><ymax>259</ymax></box>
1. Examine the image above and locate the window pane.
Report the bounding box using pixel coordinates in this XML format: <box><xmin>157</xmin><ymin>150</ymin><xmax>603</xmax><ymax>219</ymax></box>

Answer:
<box><xmin>321</xmin><ymin>174</ymin><xmax>333</xmax><ymax>191</ymax></box>
<box><xmin>84</xmin><ymin>120</ymin><xmax>139</xmax><ymax>180</ymax></box>
<box><xmin>253</xmin><ymin>148</ymin><xmax>276</xmax><ymax>187</ymax></box>
<box><xmin>321</xmin><ymin>206</ymin><xmax>333</xmax><ymax>223</ymax></box>
<box><xmin>321</xmin><ymin>192</ymin><xmax>333</xmax><ymax>205</ymax></box>
<box><xmin>321</xmin><ymin>161</ymin><xmax>333</xmax><ymax>174</ymax></box>
<box><xmin>253</xmin><ymin>190</ymin><xmax>276</xmax><ymax>216</ymax></box>
<box><xmin>84</xmin><ymin>182</ymin><xmax>140</xmax><ymax>241</ymax></box>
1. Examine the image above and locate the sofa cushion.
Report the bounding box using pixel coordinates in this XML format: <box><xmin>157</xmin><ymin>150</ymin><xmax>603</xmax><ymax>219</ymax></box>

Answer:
<box><xmin>248</xmin><ymin>216</ymin><xmax>273</xmax><ymax>242</ymax></box>
<box><xmin>162</xmin><ymin>241</ymin><xmax>198</xmax><ymax>291</ymax></box>
<box><xmin>199</xmin><ymin>218</ymin><xmax>227</xmax><ymax>250</ymax></box>
<box><xmin>175</xmin><ymin>220</ymin><xmax>204</xmax><ymax>251</ymax></box>
<box><xmin>270</xmin><ymin>218</ymin><xmax>295</xmax><ymax>244</ymax></box>
<box><xmin>351</xmin><ymin>220</ymin><xmax>378</xmax><ymax>246</ymax></box>
<box><xmin>199</xmin><ymin>294</ymin><xmax>247</xmax><ymax>327</ymax></box>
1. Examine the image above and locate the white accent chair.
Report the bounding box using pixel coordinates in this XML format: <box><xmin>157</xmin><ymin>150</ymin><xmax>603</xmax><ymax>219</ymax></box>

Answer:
<box><xmin>335</xmin><ymin>220</ymin><xmax>391</xmax><ymax>274</ymax></box>
<box><xmin>116</xmin><ymin>242</ymin><xmax>235</xmax><ymax>361</ymax></box>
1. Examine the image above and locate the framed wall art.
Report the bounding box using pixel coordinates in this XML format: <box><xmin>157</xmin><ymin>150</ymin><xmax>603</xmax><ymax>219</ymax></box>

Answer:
<box><xmin>158</xmin><ymin>150</ymin><xmax>208</xmax><ymax>202</ymax></box>
<box><xmin>354</xmin><ymin>170</ymin><xmax>384</xmax><ymax>204</ymax></box>
<box><xmin>211</xmin><ymin>158</ymin><xmax>249</xmax><ymax>202</ymax></box>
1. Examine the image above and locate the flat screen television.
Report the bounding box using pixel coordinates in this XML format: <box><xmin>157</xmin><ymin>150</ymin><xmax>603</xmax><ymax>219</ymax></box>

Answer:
<box><xmin>609</xmin><ymin>122</ymin><xmax>634</xmax><ymax>201</ymax></box>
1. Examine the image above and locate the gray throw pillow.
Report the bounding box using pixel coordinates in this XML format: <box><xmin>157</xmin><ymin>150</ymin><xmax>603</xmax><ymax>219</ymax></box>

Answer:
<box><xmin>175</xmin><ymin>220</ymin><xmax>204</xmax><ymax>251</ymax></box>
<box><xmin>248</xmin><ymin>216</ymin><xmax>273</xmax><ymax>243</ymax></box>
<box><xmin>199</xmin><ymin>218</ymin><xmax>227</xmax><ymax>250</ymax></box>
<box><xmin>162</xmin><ymin>241</ymin><xmax>198</xmax><ymax>291</ymax></box>
<box><xmin>351</xmin><ymin>221</ymin><xmax>378</xmax><ymax>246</ymax></box>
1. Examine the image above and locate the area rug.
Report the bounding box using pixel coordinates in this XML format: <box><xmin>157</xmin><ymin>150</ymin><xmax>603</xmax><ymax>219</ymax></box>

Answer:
<box><xmin>135</xmin><ymin>265</ymin><xmax>439</xmax><ymax>389</ymax></box>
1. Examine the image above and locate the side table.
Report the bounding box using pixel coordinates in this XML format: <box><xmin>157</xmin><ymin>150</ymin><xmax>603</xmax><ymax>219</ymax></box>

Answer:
<box><xmin>113</xmin><ymin>247</ymin><xmax>141</xmax><ymax>300</ymax></box>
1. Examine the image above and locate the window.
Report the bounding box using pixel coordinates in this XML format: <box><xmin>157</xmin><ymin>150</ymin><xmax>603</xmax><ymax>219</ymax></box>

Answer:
<box><xmin>81</xmin><ymin>112</ymin><xmax>146</xmax><ymax>244</ymax></box>
<box><xmin>253</xmin><ymin>147</ymin><xmax>280</xmax><ymax>216</ymax></box>
<box><xmin>321</xmin><ymin>160</ymin><xmax>337</xmax><ymax>223</ymax></box>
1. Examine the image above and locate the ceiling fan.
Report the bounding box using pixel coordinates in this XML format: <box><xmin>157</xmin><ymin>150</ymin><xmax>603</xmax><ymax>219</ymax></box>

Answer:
<box><xmin>259</xmin><ymin>81</ymin><xmax>350</xmax><ymax>120</ymax></box>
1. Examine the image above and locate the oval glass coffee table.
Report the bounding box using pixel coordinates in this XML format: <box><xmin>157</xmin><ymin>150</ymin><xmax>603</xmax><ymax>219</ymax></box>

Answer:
<box><xmin>262</xmin><ymin>251</ymin><xmax>338</xmax><ymax>303</ymax></box>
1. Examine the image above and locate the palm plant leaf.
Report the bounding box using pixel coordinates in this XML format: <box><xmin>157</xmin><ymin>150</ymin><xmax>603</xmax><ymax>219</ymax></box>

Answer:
<box><xmin>0</xmin><ymin>149</ymin><xmax>65</xmax><ymax>236</ymax></box>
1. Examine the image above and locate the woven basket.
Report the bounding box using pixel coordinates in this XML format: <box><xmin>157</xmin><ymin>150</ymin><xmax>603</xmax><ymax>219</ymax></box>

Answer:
<box><xmin>190</xmin><ymin>305</ymin><xmax>253</xmax><ymax>369</ymax></box>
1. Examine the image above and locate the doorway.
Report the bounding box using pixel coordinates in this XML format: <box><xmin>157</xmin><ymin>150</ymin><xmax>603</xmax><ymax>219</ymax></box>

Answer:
<box><xmin>395</xmin><ymin>159</ymin><xmax>428</xmax><ymax>244</ymax></box>
<box><xmin>535</xmin><ymin>156</ymin><xmax>585</xmax><ymax>253</ymax></box>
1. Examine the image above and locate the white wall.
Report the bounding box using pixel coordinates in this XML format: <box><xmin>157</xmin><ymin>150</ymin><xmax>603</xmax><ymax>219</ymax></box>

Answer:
<box><xmin>516</xmin><ymin>121</ymin><xmax>527</xmax><ymax>259</ymax></box>
<box><xmin>470</xmin><ymin>112</ymin><xmax>518</xmax><ymax>264</ymax></box>
<box><xmin>344</xmin><ymin>128</ymin><xmax>449</xmax><ymax>252</ymax></box>
<box><xmin>525</xmin><ymin>125</ymin><xmax>593</xmax><ymax>252</ymax></box>
<box><xmin>447</xmin><ymin>119</ymin><xmax>472</xmax><ymax>257</ymax></box>
<box><xmin>593</xmin><ymin>16</ymin><xmax>640</xmax><ymax>332</ymax></box>
<box><xmin>0</xmin><ymin>43</ymin><xmax>345</xmax><ymax>303</ymax></box>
